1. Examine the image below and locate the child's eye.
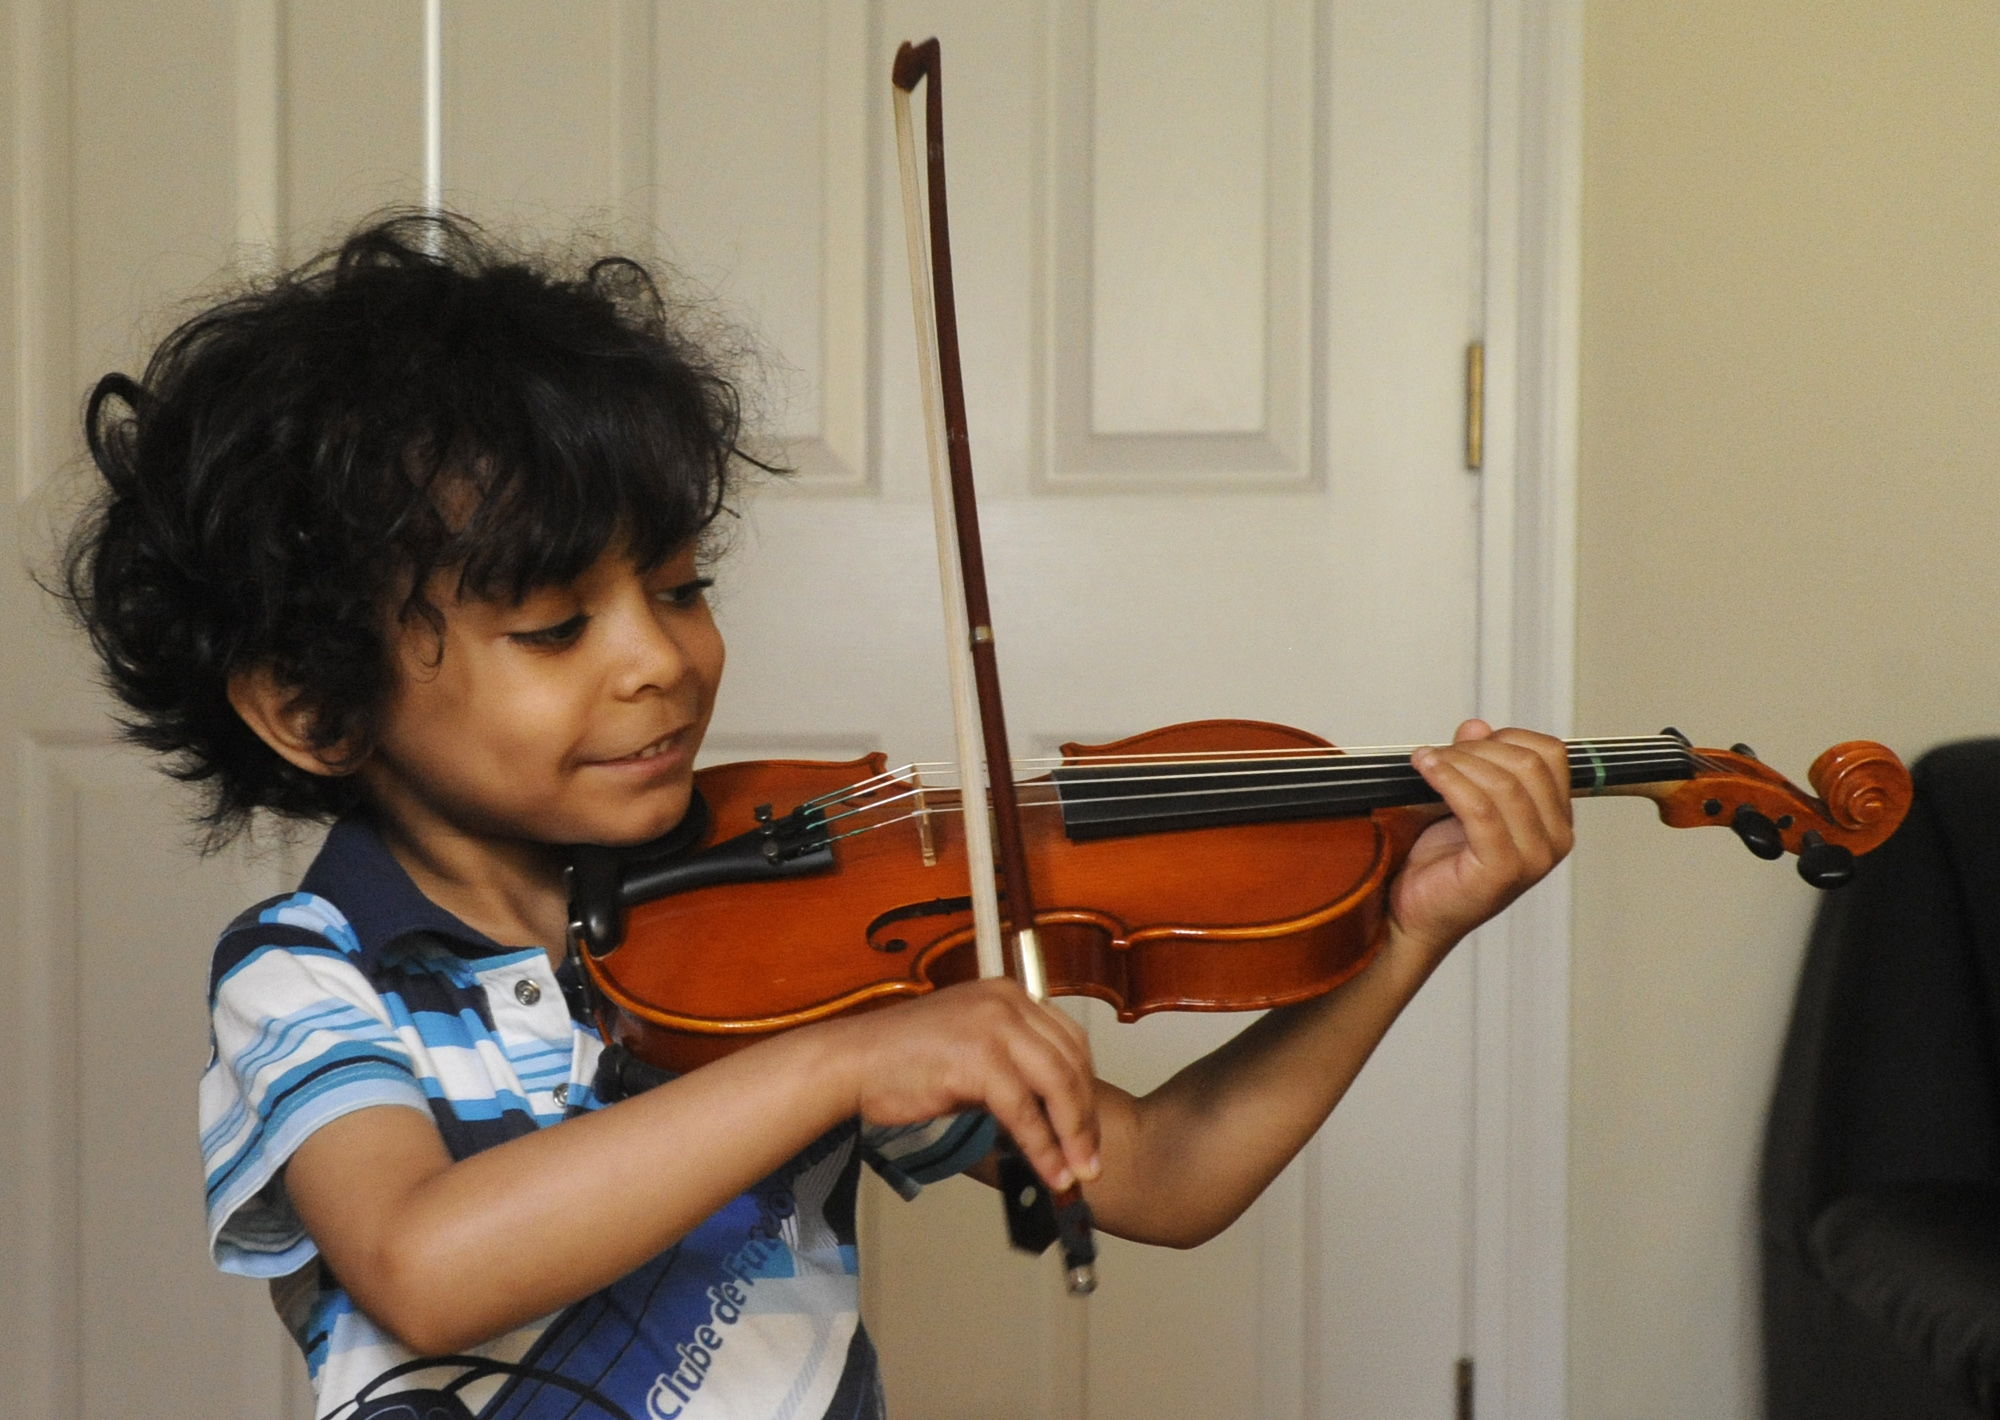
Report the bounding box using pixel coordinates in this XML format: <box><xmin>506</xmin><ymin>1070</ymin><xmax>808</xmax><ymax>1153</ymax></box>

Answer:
<box><xmin>657</xmin><ymin>577</ymin><xmax>715</xmax><ymax>609</ymax></box>
<box><xmin>508</xmin><ymin>614</ymin><xmax>590</xmax><ymax>649</ymax></box>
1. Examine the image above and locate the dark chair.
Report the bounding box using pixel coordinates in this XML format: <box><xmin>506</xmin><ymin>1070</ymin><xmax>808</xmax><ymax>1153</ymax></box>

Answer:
<box><xmin>1762</xmin><ymin>739</ymin><xmax>2000</xmax><ymax>1419</ymax></box>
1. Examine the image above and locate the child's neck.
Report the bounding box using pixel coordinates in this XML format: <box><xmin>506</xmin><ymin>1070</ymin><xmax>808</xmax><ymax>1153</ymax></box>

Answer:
<box><xmin>368</xmin><ymin>800</ymin><xmax>572</xmax><ymax>960</ymax></box>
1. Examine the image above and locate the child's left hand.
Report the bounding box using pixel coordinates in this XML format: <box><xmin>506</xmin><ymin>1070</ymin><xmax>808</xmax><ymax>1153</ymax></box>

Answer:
<box><xmin>1390</xmin><ymin>719</ymin><xmax>1574</xmax><ymax>961</ymax></box>
<box><xmin>1068</xmin><ymin>720</ymin><xmax>1571</xmax><ymax>1250</ymax></box>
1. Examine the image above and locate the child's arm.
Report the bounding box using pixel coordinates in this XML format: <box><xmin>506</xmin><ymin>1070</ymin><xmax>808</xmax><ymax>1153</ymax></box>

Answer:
<box><xmin>1063</xmin><ymin>721</ymin><xmax>1572</xmax><ymax>1247</ymax></box>
<box><xmin>285</xmin><ymin>971</ymin><xmax>1099</xmax><ymax>1355</ymax></box>
<box><xmin>287</xmin><ymin>721</ymin><xmax>1562</xmax><ymax>1349</ymax></box>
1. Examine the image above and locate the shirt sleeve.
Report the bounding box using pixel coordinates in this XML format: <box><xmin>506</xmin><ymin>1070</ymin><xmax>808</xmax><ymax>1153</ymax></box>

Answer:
<box><xmin>860</xmin><ymin>1111</ymin><xmax>1000</xmax><ymax>1200</ymax></box>
<box><xmin>199</xmin><ymin>900</ymin><xmax>433</xmax><ymax>1278</ymax></box>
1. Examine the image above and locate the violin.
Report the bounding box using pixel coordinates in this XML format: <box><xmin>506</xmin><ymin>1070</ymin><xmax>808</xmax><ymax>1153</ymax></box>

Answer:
<box><xmin>562</xmin><ymin>38</ymin><xmax>1914</xmax><ymax>1296</ymax></box>
<box><xmin>566</xmin><ymin>720</ymin><xmax>1911</xmax><ymax>1077</ymax></box>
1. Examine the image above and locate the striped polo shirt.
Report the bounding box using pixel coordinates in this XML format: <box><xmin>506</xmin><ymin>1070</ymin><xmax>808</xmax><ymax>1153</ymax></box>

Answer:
<box><xmin>199</xmin><ymin>816</ymin><xmax>995</xmax><ymax>1420</ymax></box>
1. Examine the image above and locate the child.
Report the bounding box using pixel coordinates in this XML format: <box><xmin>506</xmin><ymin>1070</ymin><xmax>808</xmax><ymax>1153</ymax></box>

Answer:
<box><xmin>63</xmin><ymin>214</ymin><xmax>1573</xmax><ymax>1420</ymax></box>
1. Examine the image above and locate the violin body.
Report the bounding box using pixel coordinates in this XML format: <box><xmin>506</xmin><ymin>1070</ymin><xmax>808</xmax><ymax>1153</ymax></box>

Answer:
<box><xmin>585</xmin><ymin>722</ymin><xmax>1418</xmax><ymax>1074</ymax></box>
<box><xmin>573</xmin><ymin>719</ymin><xmax>1914</xmax><ymax>1076</ymax></box>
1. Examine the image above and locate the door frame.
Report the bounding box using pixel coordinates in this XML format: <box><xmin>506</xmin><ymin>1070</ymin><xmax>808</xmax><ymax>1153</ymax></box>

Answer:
<box><xmin>1473</xmin><ymin>1</ymin><xmax>1581</xmax><ymax>1417</ymax></box>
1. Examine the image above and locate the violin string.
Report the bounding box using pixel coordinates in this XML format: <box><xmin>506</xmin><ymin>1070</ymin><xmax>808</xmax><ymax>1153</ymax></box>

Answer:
<box><xmin>971</xmin><ymin>733</ymin><xmax>1681</xmax><ymax>772</ymax></box>
<box><xmin>802</xmin><ymin>739</ymin><xmax>1696</xmax><ymax>830</ymax></box>
<box><xmin>816</xmin><ymin>760</ymin><xmax>1624</xmax><ymax>847</ymax></box>
<box><xmin>843</xmin><ymin>752</ymin><xmax>1689</xmax><ymax>824</ymax></box>
<box><xmin>806</xmin><ymin>742</ymin><xmax>1698</xmax><ymax>839</ymax></box>
<box><xmin>788</xmin><ymin>740</ymin><xmax>1696</xmax><ymax>816</ymax></box>
<box><xmin>793</xmin><ymin>736</ymin><xmax>1693</xmax><ymax>816</ymax></box>
<box><xmin>808</xmin><ymin>755</ymin><xmax>1668</xmax><ymax>832</ymax></box>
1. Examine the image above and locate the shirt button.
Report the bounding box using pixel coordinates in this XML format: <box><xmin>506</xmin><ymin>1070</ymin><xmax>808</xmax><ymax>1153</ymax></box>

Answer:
<box><xmin>515</xmin><ymin>979</ymin><xmax>542</xmax><ymax>1006</ymax></box>
<box><xmin>552</xmin><ymin>1084</ymin><xmax>570</xmax><ymax>1107</ymax></box>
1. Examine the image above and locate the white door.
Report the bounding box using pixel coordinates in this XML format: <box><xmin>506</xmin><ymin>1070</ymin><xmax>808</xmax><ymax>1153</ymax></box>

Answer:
<box><xmin>0</xmin><ymin>3</ymin><xmax>1493</xmax><ymax>1417</ymax></box>
<box><xmin>664</xmin><ymin>6</ymin><xmax>1488</xmax><ymax>1417</ymax></box>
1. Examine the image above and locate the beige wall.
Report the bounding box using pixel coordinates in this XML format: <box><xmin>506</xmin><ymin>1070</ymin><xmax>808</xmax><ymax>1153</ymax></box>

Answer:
<box><xmin>1574</xmin><ymin>4</ymin><xmax>2000</xmax><ymax>1416</ymax></box>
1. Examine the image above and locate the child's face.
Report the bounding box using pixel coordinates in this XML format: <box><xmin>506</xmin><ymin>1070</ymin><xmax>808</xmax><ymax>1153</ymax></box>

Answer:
<box><xmin>359</xmin><ymin>542</ymin><xmax>724</xmax><ymax>851</ymax></box>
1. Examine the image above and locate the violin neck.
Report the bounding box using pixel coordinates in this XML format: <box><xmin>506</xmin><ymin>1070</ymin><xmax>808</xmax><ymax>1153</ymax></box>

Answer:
<box><xmin>1051</xmin><ymin>736</ymin><xmax>1697</xmax><ymax>842</ymax></box>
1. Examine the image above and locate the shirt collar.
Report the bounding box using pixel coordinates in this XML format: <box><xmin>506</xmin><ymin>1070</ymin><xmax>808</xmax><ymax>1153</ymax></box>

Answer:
<box><xmin>299</xmin><ymin>815</ymin><xmax>513</xmax><ymax>965</ymax></box>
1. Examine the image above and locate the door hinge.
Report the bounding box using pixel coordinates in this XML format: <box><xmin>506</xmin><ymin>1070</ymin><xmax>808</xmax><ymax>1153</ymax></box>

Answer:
<box><xmin>1465</xmin><ymin>341</ymin><xmax>1485</xmax><ymax>471</ymax></box>
<box><xmin>1456</xmin><ymin>1355</ymin><xmax>1475</xmax><ymax>1420</ymax></box>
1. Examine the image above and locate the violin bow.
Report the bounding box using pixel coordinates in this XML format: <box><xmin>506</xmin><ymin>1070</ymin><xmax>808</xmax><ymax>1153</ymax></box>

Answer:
<box><xmin>891</xmin><ymin>37</ymin><xmax>1098</xmax><ymax>1295</ymax></box>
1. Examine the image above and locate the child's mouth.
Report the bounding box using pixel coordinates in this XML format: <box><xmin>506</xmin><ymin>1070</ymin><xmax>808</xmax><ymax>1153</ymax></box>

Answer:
<box><xmin>598</xmin><ymin>729</ymin><xmax>688</xmax><ymax>766</ymax></box>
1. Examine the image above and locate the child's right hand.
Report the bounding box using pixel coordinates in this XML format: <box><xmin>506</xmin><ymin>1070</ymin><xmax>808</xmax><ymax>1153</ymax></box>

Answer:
<box><xmin>822</xmin><ymin>977</ymin><xmax>1102</xmax><ymax>1191</ymax></box>
<box><xmin>282</xmin><ymin>977</ymin><xmax>1099</xmax><ymax>1354</ymax></box>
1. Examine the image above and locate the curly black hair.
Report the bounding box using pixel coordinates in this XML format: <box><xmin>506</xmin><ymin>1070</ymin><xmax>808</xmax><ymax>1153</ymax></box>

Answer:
<box><xmin>61</xmin><ymin>212</ymin><xmax>753</xmax><ymax>847</ymax></box>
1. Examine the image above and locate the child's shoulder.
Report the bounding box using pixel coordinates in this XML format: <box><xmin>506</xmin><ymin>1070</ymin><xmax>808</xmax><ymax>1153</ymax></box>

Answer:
<box><xmin>207</xmin><ymin>889</ymin><xmax>363</xmax><ymax>1004</ymax></box>
<box><xmin>219</xmin><ymin>889</ymin><xmax>359</xmax><ymax>949</ymax></box>
<box><xmin>206</xmin><ymin>820</ymin><xmax>393</xmax><ymax>1006</ymax></box>
<box><xmin>206</xmin><ymin>819</ymin><xmax>552</xmax><ymax>1035</ymax></box>
<box><xmin>209</xmin><ymin>817</ymin><xmax>508</xmax><ymax>998</ymax></box>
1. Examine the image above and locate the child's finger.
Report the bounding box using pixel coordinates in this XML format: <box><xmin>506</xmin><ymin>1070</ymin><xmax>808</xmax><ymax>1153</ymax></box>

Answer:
<box><xmin>1415</xmin><ymin>751</ymin><xmax>1558</xmax><ymax>885</ymax></box>
<box><xmin>852</xmin><ymin>978</ymin><xmax>1100</xmax><ymax>1189</ymax></box>
<box><xmin>1481</xmin><ymin>726</ymin><xmax>1575</xmax><ymax>844</ymax></box>
<box><xmin>1417</xmin><ymin>730</ymin><xmax>1572</xmax><ymax>866</ymax></box>
<box><xmin>1017</xmin><ymin>993</ymin><xmax>1095</xmax><ymax>1085</ymax></box>
<box><xmin>965</xmin><ymin>976</ymin><xmax>1095</xmax><ymax>1086</ymax></box>
<box><xmin>973</xmin><ymin>1026</ymin><xmax>1095</xmax><ymax>1192</ymax></box>
<box><xmin>982</xmin><ymin>1075</ymin><xmax>1076</xmax><ymax>1190</ymax></box>
<box><xmin>1004</xmin><ymin>1007</ymin><xmax>1101</xmax><ymax>1183</ymax></box>
<box><xmin>955</xmin><ymin>986</ymin><xmax>1099</xmax><ymax>1186</ymax></box>
<box><xmin>1399</xmin><ymin>733</ymin><xmax>1573</xmax><ymax>951</ymax></box>
<box><xmin>978</xmin><ymin>982</ymin><xmax>1099</xmax><ymax>1163</ymax></box>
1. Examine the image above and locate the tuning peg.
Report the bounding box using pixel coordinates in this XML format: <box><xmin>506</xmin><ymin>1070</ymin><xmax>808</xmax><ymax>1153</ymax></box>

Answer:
<box><xmin>1731</xmin><ymin>804</ymin><xmax>1785</xmax><ymax>860</ymax></box>
<box><xmin>1731</xmin><ymin>743</ymin><xmax>1758</xmax><ymax>759</ymax></box>
<box><xmin>1796</xmin><ymin>830</ymin><xmax>1855</xmax><ymax>889</ymax></box>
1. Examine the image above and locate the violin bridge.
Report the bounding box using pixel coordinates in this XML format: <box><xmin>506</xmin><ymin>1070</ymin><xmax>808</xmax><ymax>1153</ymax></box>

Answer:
<box><xmin>914</xmin><ymin>776</ymin><xmax>938</xmax><ymax>866</ymax></box>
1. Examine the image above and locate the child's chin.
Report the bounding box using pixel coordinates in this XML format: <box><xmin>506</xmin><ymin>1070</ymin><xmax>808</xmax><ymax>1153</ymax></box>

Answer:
<box><xmin>594</xmin><ymin>787</ymin><xmax>700</xmax><ymax>847</ymax></box>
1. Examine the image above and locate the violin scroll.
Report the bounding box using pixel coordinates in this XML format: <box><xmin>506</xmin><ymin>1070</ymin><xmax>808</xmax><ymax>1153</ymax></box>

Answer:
<box><xmin>1626</xmin><ymin>736</ymin><xmax>1911</xmax><ymax>886</ymax></box>
<box><xmin>1808</xmin><ymin>740</ymin><xmax>1910</xmax><ymax>834</ymax></box>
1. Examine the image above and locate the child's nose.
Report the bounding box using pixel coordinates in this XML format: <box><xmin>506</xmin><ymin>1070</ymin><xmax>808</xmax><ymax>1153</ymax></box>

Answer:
<box><xmin>608</xmin><ymin>600</ymin><xmax>691</xmax><ymax>696</ymax></box>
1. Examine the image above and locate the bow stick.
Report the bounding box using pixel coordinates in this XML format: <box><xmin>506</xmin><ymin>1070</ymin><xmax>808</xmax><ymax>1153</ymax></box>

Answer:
<box><xmin>892</xmin><ymin>37</ymin><xmax>1097</xmax><ymax>1296</ymax></box>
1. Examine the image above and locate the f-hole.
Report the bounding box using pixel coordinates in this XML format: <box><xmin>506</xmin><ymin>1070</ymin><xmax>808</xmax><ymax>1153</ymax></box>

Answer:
<box><xmin>866</xmin><ymin>895</ymin><xmax>975</xmax><ymax>952</ymax></box>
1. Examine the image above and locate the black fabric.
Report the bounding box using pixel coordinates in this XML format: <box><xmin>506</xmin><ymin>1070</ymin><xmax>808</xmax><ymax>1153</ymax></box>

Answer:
<box><xmin>1762</xmin><ymin>739</ymin><xmax>2000</xmax><ymax>1419</ymax></box>
<box><xmin>1763</xmin><ymin>1232</ymin><xmax>1986</xmax><ymax>1420</ymax></box>
<box><xmin>821</xmin><ymin>1323</ymin><xmax>887</xmax><ymax>1420</ymax></box>
<box><xmin>1813</xmin><ymin>1183</ymin><xmax>2000</xmax><ymax>1413</ymax></box>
